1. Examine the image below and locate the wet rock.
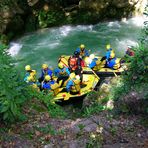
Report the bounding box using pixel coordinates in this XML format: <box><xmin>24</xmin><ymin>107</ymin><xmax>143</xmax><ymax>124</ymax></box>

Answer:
<box><xmin>106</xmin><ymin>100</ymin><xmax>114</xmax><ymax>110</ymax></box>
<box><xmin>78</xmin><ymin>0</ymin><xmax>146</xmax><ymax>21</ymax></box>
<box><xmin>83</xmin><ymin>123</ymin><xmax>98</xmax><ymax>132</ymax></box>
<box><xmin>44</xmin><ymin>144</ymin><xmax>54</xmax><ymax>148</ymax></box>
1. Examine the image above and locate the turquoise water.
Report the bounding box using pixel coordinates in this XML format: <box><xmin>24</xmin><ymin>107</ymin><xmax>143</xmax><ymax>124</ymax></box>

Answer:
<box><xmin>8</xmin><ymin>17</ymin><xmax>144</xmax><ymax>76</ymax></box>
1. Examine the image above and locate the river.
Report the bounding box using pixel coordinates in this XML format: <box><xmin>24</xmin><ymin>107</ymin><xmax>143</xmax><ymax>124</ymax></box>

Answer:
<box><xmin>8</xmin><ymin>17</ymin><xmax>145</xmax><ymax>76</ymax></box>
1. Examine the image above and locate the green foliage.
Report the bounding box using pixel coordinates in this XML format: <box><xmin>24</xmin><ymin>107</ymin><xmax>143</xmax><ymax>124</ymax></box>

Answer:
<box><xmin>112</xmin><ymin>6</ymin><xmax>148</xmax><ymax>114</ymax></box>
<box><xmin>123</xmin><ymin>45</ymin><xmax>147</xmax><ymax>86</ymax></box>
<box><xmin>35</xmin><ymin>124</ymin><xmax>57</xmax><ymax>135</ymax></box>
<box><xmin>28</xmin><ymin>89</ymin><xmax>66</xmax><ymax>118</ymax></box>
<box><xmin>38</xmin><ymin>9</ymin><xmax>65</xmax><ymax>28</ymax></box>
<box><xmin>141</xmin><ymin>5</ymin><xmax>148</xmax><ymax>45</ymax></box>
<box><xmin>0</xmin><ymin>44</ymin><xmax>28</xmax><ymax>123</ymax></box>
<box><xmin>83</xmin><ymin>104</ymin><xmax>105</xmax><ymax>117</ymax></box>
<box><xmin>79</xmin><ymin>91</ymin><xmax>112</xmax><ymax>117</ymax></box>
<box><xmin>0</xmin><ymin>43</ymin><xmax>66</xmax><ymax>123</ymax></box>
<box><xmin>71</xmin><ymin>10</ymin><xmax>99</xmax><ymax>24</ymax></box>
<box><xmin>86</xmin><ymin>132</ymin><xmax>103</xmax><ymax>148</ymax></box>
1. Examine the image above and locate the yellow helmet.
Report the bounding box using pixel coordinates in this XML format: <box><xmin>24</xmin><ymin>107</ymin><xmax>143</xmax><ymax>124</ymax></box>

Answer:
<box><xmin>25</xmin><ymin>65</ymin><xmax>31</xmax><ymax>71</ymax></box>
<box><xmin>106</xmin><ymin>44</ymin><xmax>111</xmax><ymax>50</ymax></box>
<box><xmin>42</xmin><ymin>64</ymin><xmax>48</xmax><ymax>69</ymax></box>
<box><xmin>89</xmin><ymin>54</ymin><xmax>95</xmax><ymax>59</ymax></box>
<box><xmin>80</xmin><ymin>44</ymin><xmax>85</xmax><ymax>49</ymax></box>
<box><xmin>58</xmin><ymin>63</ymin><xmax>64</xmax><ymax>69</ymax></box>
<box><xmin>110</xmin><ymin>52</ymin><xmax>115</xmax><ymax>58</ymax></box>
<box><xmin>69</xmin><ymin>73</ymin><xmax>76</xmax><ymax>79</ymax></box>
<box><xmin>45</xmin><ymin>75</ymin><xmax>51</xmax><ymax>81</ymax></box>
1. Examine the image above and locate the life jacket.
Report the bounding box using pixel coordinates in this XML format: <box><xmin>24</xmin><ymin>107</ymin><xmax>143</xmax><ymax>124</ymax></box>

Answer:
<box><xmin>113</xmin><ymin>59</ymin><xmax>121</xmax><ymax>69</ymax></box>
<box><xmin>59</xmin><ymin>68</ymin><xmax>67</xmax><ymax>76</ymax></box>
<box><xmin>80</xmin><ymin>50</ymin><xmax>85</xmax><ymax>57</ymax></box>
<box><xmin>58</xmin><ymin>56</ymin><xmax>68</xmax><ymax>67</ymax></box>
<box><xmin>107</xmin><ymin>58</ymin><xmax>120</xmax><ymax>70</ymax></box>
<box><xmin>51</xmin><ymin>83</ymin><xmax>61</xmax><ymax>95</ymax></box>
<box><xmin>69</xmin><ymin>57</ymin><xmax>78</xmax><ymax>71</ymax></box>
<box><xmin>24</xmin><ymin>70</ymin><xmax>36</xmax><ymax>83</ymax></box>
<box><xmin>71</xmin><ymin>79</ymin><xmax>81</xmax><ymax>93</ymax></box>
<box><xmin>43</xmin><ymin>80</ymin><xmax>55</xmax><ymax>90</ymax></box>
<box><xmin>81</xmin><ymin>59</ymin><xmax>85</xmax><ymax>67</ymax></box>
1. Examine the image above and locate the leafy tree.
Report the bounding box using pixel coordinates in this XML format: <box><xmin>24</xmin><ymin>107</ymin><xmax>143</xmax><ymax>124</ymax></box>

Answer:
<box><xmin>113</xmin><ymin>5</ymin><xmax>148</xmax><ymax>114</ymax></box>
<box><xmin>0</xmin><ymin>44</ymin><xmax>28</xmax><ymax>123</ymax></box>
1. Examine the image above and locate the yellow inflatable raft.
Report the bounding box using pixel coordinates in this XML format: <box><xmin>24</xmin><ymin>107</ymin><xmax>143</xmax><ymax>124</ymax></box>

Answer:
<box><xmin>58</xmin><ymin>55</ymin><xmax>127</xmax><ymax>77</ymax></box>
<box><xmin>52</xmin><ymin>68</ymin><xmax>100</xmax><ymax>101</ymax></box>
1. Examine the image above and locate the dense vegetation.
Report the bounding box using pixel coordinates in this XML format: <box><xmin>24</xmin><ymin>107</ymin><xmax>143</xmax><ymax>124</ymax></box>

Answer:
<box><xmin>0</xmin><ymin>44</ymin><xmax>66</xmax><ymax>123</ymax></box>
<box><xmin>112</xmin><ymin>6</ymin><xmax>148</xmax><ymax>114</ymax></box>
<box><xmin>0</xmin><ymin>44</ymin><xmax>28</xmax><ymax>123</ymax></box>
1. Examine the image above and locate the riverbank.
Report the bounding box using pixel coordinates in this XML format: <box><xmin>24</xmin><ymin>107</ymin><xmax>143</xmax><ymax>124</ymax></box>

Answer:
<box><xmin>0</xmin><ymin>75</ymin><xmax>148</xmax><ymax>147</ymax></box>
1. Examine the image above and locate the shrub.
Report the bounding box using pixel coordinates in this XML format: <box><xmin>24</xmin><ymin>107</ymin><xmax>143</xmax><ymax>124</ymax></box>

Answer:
<box><xmin>0</xmin><ymin>44</ymin><xmax>28</xmax><ymax>123</ymax></box>
<box><xmin>28</xmin><ymin>89</ymin><xmax>67</xmax><ymax>118</ymax></box>
<box><xmin>38</xmin><ymin>8</ymin><xmax>65</xmax><ymax>28</ymax></box>
<box><xmin>112</xmin><ymin>6</ymin><xmax>148</xmax><ymax>114</ymax></box>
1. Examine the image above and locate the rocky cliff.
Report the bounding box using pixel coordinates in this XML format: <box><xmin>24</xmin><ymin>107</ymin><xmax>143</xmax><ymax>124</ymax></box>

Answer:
<box><xmin>0</xmin><ymin>0</ymin><xmax>147</xmax><ymax>43</ymax></box>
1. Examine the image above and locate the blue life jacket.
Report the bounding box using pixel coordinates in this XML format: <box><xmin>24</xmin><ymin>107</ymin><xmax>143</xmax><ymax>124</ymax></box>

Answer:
<box><xmin>41</xmin><ymin>68</ymin><xmax>52</xmax><ymax>79</ymax></box>
<box><xmin>107</xmin><ymin>58</ymin><xmax>116</xmax><ymax>69</ymax></box>
<box><xmin>76</xmin><ymin>48</ymin><xmax>89</xmax><ymax>57</ymax></box>
<box><xmin>43</xmin><ymin>80</ymin><xmax>55</xmax><ymax>90</ymax></box>
<box><xmin>89</xmin><ymin>58</ymin><xmax>98</xmax><ymax>69</ymax></box>
<box><xmin>54</xmin><ymin>67</ymin><xmax>70</xmax><ymax>77</ymax></box>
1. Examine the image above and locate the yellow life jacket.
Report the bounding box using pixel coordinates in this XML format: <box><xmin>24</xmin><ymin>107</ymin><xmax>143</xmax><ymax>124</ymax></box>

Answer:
<box><xmin>80</xmin><ymin>50</ymin><xmax>85</xmax><ymax>57</ymax></box>
<box><xmin>50</xmin><ymin>83</ymin><xmax>61</xmax><ymax>95</ymax></box>
<box><xmin>71</xmin><ymin>79</ymin><xmax>81</xmax><ymax>93</ymax></box>
<box><xmin>29</xmin><ymin>70</ymin><xmax>37</xmax><ymax>82</ymax></box>
<box><xmin>113</xmin><ymin>59</ymin><xmax>121</xmax><ymax>69</ymax></box>
<box><xmin>58</xmin><ymin>57</ymin><xmax>68</xmax><ymax>67</ymax></box>
<box><xmin>93</xmin><ymin>59</ymin><xmax>106</xmax><ymax>70</ymax></box>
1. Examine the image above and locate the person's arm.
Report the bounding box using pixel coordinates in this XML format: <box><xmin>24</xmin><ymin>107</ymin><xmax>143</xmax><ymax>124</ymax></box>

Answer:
<box><xmin>65</xmin><ymin>68</ymin><xmax>70</xmax><ymax>75</ymax></box>
<box><xmin>89</xmin><ymin>60</ymin><xmax>96</xmax><ymax>68</ymax></box>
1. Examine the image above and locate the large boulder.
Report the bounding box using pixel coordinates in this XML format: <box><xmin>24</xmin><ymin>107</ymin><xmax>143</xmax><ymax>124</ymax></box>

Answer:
<box><xmin>0</xmin><ymin>1</ymin><xmax>24</xmax><ymax>34</ymax></box>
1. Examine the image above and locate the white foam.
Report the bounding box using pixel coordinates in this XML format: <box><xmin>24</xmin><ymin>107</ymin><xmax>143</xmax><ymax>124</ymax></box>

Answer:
<box><xmin>129</xmin><ymin>16</ymin><xmax>146</xmax><ymax>27</ymax></box>
<box><xmin>48</xmin><ymin>42</ymin><xmax>60</xmax><ymax>48</ymax></box>
<box><xmin>76</xmin><ymin>25</ymin><xmax>93</xmax><ymax>31</ymax></box>
<box><xmin>107</xmin><ymin>21</ymin><xmax>121</xmax><ymax>28</ymax></box>
<box><xmin>8</xmin><ymin>43</ymin><xmax>22</xmax><ymax>56</ymax></box>
<box><xmin>59</xmin><ymin>26</ymin><xmax>72</xmax><ymax>37</ymax></box>
<box><xmin>116</xmin><ymin>39</ymin><xmax>138</xmax><ymax>53</ymax></box>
